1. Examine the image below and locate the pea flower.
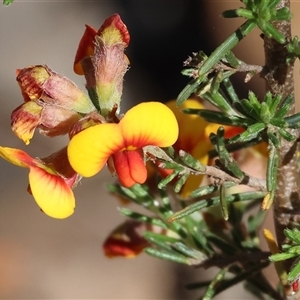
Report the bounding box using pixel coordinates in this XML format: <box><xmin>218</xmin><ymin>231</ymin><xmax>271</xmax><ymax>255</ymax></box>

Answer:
<box><xmin>103</xmin><ymin>220</ymin><xmax>150</xmax><ymax>258</ymax></box>
<box><xmin>0</xmin><ymin>14</ymin><xmax>179</xmax><ymax>219</ymax></box>
<box><xmin>0</xmin><ymin>14</ymin><xmax>132</xmax><ymax>218</ymax></box>
<box><xmin>67</xmin><ymin>101</ymin><xmax>179</xmax><ymax>187</ymax></box>
<box><xmin>0</xmin><ymin>147</ymin><xmax>79</xmax><ymax>219</ymax></box>
<box><xmin>163</xmin><ymin>99</ymin><xmax>243</xmax><ymax>198</ymax></box>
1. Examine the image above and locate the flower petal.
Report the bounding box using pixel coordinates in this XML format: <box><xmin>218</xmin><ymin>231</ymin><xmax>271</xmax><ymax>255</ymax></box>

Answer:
<box><xmin>17</xmin><ymin>65</ymin><xmax>94</xmax><ymax>114</ymax></box>
<box><xmin>120</xmin><ymin>102</ymin><xmax>179</xmax><ymax>148</ymax></box>
<box><xmin>166</xmin><ymin>99</ymin><xmax>209</xmax><ymax>152</ymax></box>
<box><xmin>0</xmin><ymin>146</ymin><xmax>34</xmax><ymax>167</ymax></box>
<box><xmin>29</xmin><ymin>166</ymin><xmax>75</xmax><ymax>219</ymax></box>
<box><xmin>112</xmin><ymin>149</ymin><xmax>147</xmax><ymax>187</ymax></box>
<box><xmin>98</xmin><ymin>14</ymin><xmax>130</xmax><ymax>46</ymax></box>
<box><xmin>74</xmin><ymin>24</ymin><xmax>97</xmax><ymax>75</ymax></box>
<box><xmin>41</xmin><ymin>147</ymin><xmax>81</xmax><ymax>189</ymax></box>
<box><xmin>39</xmin><ymin>105</ymin><xmax>81</xmax><ymax>137</ymax></box>
<box><xmin>67</xmin><ymin>123</ymin><xmax>124</xmax><ymax>177</ymax></box>
<box><xmin>11</xmin><ymin>101</ymin><xmax>42</xmax><ymax>145</ymax></box>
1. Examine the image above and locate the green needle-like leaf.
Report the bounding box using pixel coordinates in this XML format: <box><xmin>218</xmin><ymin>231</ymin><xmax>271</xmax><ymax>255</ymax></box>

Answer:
<box><xmin>202</xmin><ymin>268</ymin><xmax>228</xmax><ymax>300</ymax></box>
<box><xmin>259</xmin><ymin>20</ymin><xmax>284</xmax><ymax>43</ymax></box>
<box><xmin>288</xmin><ymin>260</ymin><xmax>300</xmax><ymax>283</ymax></box>
<box><xmin>275</xmin><ymin>7</ymin><xmax>292</xmax><ymax>21</ymax></box>
<box><xmin>144</xmin><ymin>231</ymin><xmax>180</xmax><ymax>246</ymax></box>
<box><xmin>172</xmin><ymin>242</ymin><xmax>204</xmax><ymax>260</ymax></box>
<box><xmin>168</xmin><ymin>191</ymin><xmax>266</xmax><ymax>222</ymax></box>
<box><xmin>145</xmin><ymin>247</ymin><xmax>191</xmax><ymax>264</ymax></box>
<box><xmin>177</xmin><ymin>77</ymin><xmax>203</xmax><ymax>106</ymax></box>
<box><xmin>260</xmin><ymin>102</ymin><xmax>271</xmax><ymax>124</ymax></box>
<box><xmin>287</xmin><ymin>246</ymin><xmax>300</xmax><ymax>255</ymax></box>
<box><xmin>177</xmin><ymin>20</ymin><xmax>256</xmax><ymax>106</ymax></box>
<box><xmin>239</xmin><ymin>99</ymin><xmax>261</xmax><ymax>120</ymax></box>
<box><xmin>211</xmin><ymin>127</ymin><xmax>244</xmax><ymax>178</ymax></box>
<box><xmin>266</xmin><ymin>144</ymin><xmax>278</xmax><ymax>195</ymax></box>
<box><xmin>222</xmin><ymin>78</ymin><xmax>240</xmax><ymax>104</ymax></box>
<box><xmin>224</xmin><ymin>51</ymin><xmax>240</xmax><ymax>68</ymax></box>
<box><xmin>269</xmin><ymin>252</ymin><xmax>298</xmax><ymax>262</ymax></box>
<box><xmin>228</xmin><ymin>122</ymin><xmax>265</xmax><ymax>144</ymax></box>
<box><xmin>190</xmin><ymin>185</ymin><xmax>220</xmax><ymax>198</ymax></box>
<box><xmin>179</xmin><ymin>150</ymin><xmax>206</xmax><ymax>172</ymax></box>
<box><xmin>284</xmin><ymin>228</ymin><xmax>300</xmax><ymax>244</ymax></box>
<box><xmin>203</xmin><ymin>91</ymin><xmax>238</xmax><ymax>116</ymax></box>
<box><xmin>186</xmin><ymin>109</ymin><xmax>252</xmax><ymax>127</ymax></box>
<box><xmin>278</xmin><ymin>128</ymin><xmax>296</xmax><ymax>142</ymax></box>
<box><xmin>174</xmin><ymin>173</ymin><xmax>189</xmax><ymax>193</ymax></box>
<box><xmin>248</xmin><ymin>91</ymin><xmax>262</xmax><ymax>115</ymax></box>
<box><xmin>274</xmin><ymin>94</ymin><xmax>294</xmax><ymax>119</ymax></box>
<box><xmin>118</xmin><ymin>207</ymin><xmax>168</xmax><ymax>229</ymax></box>
<box><xmin>220</xmin><ymin>184</ymin><xmax>229</xmax><ymax>221</ymax></box>
<box><xmin>285</xmin><ymin>112</ymin><xmax>300</xmax><ymax>128</ymax></box>
<box><xmin>267</xmin><ymin>93</ymin><xmax>281</xmax><ymax>115</ymax></box>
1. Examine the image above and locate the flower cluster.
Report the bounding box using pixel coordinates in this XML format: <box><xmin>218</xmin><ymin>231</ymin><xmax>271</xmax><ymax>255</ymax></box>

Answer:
<box><xmin>0</xmin><ymin>14</ymin><xmax>179</xmax><ymax>219</ymax></box>
<box><xmin>0</xmin><ymin>13</ymin><xmax>269</xmax><ymax>266</ymax></box>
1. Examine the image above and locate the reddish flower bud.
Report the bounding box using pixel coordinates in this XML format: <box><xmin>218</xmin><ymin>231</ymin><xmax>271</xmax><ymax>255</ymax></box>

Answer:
<box><xmin>103</xmin><ymin>221</ymin><xmax>149</xmax><ymax>258</ymax></box>
<box><xmin>13</xmin><ymin>65</ymin><xmax>95</xmax><ymax>144</ymax></box>
<box><xmin>17</xmin><ymin>65</ymin><xmax>94</xmax><ymax>113</ymax></box>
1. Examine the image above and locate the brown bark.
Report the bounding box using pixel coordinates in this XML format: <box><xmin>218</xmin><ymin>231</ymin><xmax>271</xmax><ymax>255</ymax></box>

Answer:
<box><xmin>264</xmin><ymin>0</ymin><xmax>300</xmax><ymax>298</ymax></box>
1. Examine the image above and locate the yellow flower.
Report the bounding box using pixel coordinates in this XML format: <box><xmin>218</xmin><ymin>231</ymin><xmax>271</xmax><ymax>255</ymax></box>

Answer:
<box><xmin>68</xmin><ymin>102</ymin><xmax>179</xmax><ymax>187</ymax></box>
<box><xmin>0</xmin><ymin>147</ymin><xmax>79</xmax><ymax>219</ymax></box>
<box><xmin>165</xmin><ymin>99</ymin><xmax>243</xmax><ymax>198</ymax></box>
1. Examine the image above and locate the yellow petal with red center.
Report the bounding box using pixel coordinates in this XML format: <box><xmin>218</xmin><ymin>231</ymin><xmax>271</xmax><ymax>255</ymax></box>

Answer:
<box><xmin>28</xmin><ymin>166</ymin><xmax>75</xmax><ymax>219</ymax></box>
<box><xmin>113</xmin><ymin>150</ymin><xmax>147</xmax><ymax>187</ymax></box>
<box><xmin>120</xmin><ymin>102</ymin><xmax>179</xmax><ymax>148</ymax></box>
<box><xmin>0</xmin><ymin>146</ymin><xmax>35</xmax><ymax>168</ymax></box>
<box><xmin>67</xmin><ymin>123</ymin><xmax>124</xmax><ymax>177</ymax></box>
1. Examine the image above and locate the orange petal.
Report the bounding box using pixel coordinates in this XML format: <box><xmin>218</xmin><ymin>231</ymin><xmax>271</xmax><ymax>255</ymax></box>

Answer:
<box><xmin>29</xmin><ymin>166</ymin><xmax>75</xmax><ymax>219</ymax></box>
<box><xmin>120</xmin><ymin>102</ymin><xmax>179</xmax><ymax>148</ymax></box>
<box><xmin>67</xmin><ymin>123</ymin><xmax>124</xmax><ymax>177</ymax></box>
<box><xmin>74</xmin><ymin>24</ymin><xmax>97</xmax><ymax>75</ymax></box>
<box><xmin>112</xmin><ymin>150</ymin><xmax>147</xmax><ymax>187</ymax></box>
<box><xmin>0</xmin><ymin>146</ymin><xmax>35</xmax><ymax>168</ymax></box>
